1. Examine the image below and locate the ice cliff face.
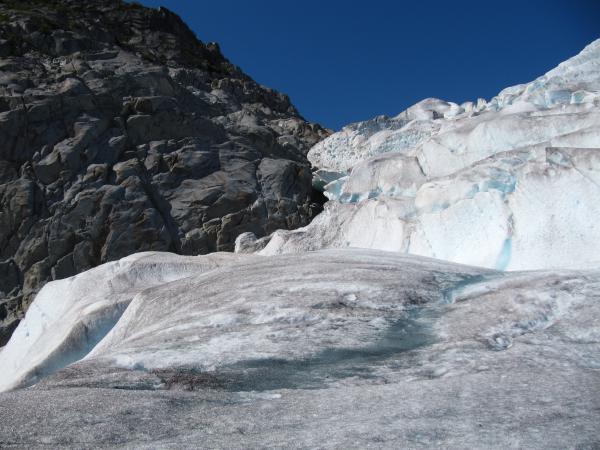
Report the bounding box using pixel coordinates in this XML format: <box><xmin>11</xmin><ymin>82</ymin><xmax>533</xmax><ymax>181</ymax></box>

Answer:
<box><xmin>239</xmin><ymin>40</ymin><xmax>600</xmax><ymax>271</ymax></box>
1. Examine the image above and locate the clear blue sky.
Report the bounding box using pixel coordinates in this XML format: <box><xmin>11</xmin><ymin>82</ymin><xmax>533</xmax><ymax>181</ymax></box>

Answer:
<box><xmin>138</xmin><ymin>0</ymin><xmax>599</xmax><ymax>130</ymax></box>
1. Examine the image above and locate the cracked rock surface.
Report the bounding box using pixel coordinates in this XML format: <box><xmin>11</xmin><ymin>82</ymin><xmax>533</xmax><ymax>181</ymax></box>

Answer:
<box><xmin>0</xmin><ymin>0</ymin><xmax>328</xmax><ymax>343</ymax></box>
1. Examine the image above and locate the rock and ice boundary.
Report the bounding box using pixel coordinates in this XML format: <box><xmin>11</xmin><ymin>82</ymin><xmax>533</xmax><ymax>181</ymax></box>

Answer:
<box><xmin>1</xmin><ymin>39</ymin><xmax>600</xmax><ymax>450</ymax></box>
<box><xmin>239</xmin><ymin>39</ymin><xmax>600</xmax><ymax>271</ymax></box>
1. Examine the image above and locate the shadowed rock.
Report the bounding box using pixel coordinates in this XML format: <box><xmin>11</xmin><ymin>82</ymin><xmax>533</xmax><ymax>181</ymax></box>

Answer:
<box><xmin>0</xmin><ymin>0</ymin><xmax>329</xmax><ymax>340</ymax></box>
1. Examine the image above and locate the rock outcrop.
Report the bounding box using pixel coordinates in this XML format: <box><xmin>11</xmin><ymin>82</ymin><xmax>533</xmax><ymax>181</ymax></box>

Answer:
<box><xmin>0</xmin><ymin>0</ymin><xmax>328</xmax><ymax>344</ymax></box>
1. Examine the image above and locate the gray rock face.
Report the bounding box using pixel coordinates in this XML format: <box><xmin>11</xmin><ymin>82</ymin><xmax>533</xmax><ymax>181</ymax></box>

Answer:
<box><xmin>0</xmin><ymin>0</ymin><xmax>328</xmax><ymax>342</ymax></box>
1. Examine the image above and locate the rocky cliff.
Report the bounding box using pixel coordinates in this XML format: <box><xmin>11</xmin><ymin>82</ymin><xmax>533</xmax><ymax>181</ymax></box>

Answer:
<box><xmin>0</xmin><ymin>0</ymin><xmax>328</xmax><ymax>344</ymax></box>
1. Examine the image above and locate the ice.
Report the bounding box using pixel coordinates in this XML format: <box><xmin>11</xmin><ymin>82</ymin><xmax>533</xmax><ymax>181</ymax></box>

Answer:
<box><xmin>0</xmin><ymin>251</ymin><xmax>250</xmax><ymax>392</ymax></box>
<box><xmin>312</xmin><ymin>168</ymin><xmax>348</xmax><ymax>191</ymax></box>
<box><xmin>307</xmin><ymin>104</ymin><xmax>441</xmax><ymax>172</ymax></box>
<box><xmin>338</xmin><ymin>152</ymin><xmax>426</xmax><ymax>201</ymax></box>
<box><xmin>1</xmin><ymin>249</ymin><xmax>599</xmax><ymax>448</ymax></box>
<box><xmin>309</xmin><ymin>39</ymin><xmax>600</xmax><ymax>175</ymax></box>
<box><xmin>253</xmin><ymin>40</ymin><xmax>600</xmax><ymax>271</ymax></box>
<box><xmin>0</xmin><ymin>249</ymin><xmax>485</xmax><ymax>393</ymax></box>
<box><xmin>253</xmin><ymin>147</ymin><xmax>600</xmax><ymax>270</ymax></box>
<box><xmin>323</xmin><ymin>175</ymin><xmax>349</xmax><ymax>201</ymax></box>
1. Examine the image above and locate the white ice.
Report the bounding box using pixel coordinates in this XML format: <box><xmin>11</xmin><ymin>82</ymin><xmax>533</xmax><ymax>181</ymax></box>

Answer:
<box><xmin>0</xmin><ymin>251</ymin><xmax>249</xmax><ymax>392</ymax></box>
<box><xmin>309</xmin><ymin>39</ymin><xmax>600</xmax><ymax>174</ymax></box>
<box><xmin>245</xmin><ymin>40</ymin><xmax>600</xmax><ymax>271</ymax></box>
<box><xmin>1</xmin><ymin>249</ymin><xmax>599</xmax><ymax>448</ymax></box>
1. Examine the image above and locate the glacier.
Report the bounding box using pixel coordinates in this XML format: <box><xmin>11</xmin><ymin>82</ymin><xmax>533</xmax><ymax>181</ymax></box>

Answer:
<box><xmin>239</xmin><ymin>39</ymin><xmax>600</xmax><ymax>271</ymax></box>
<box><xmin>1</xmin><ymin>249</ymin><xmax>599</xmax><ymax>448</ymax></box>
<box><xmin>0</xmin><ymin>251</ymin><xmax>249</xmax><ymax>392</ymax></box>
<box><xmin>308</xmin><ymin>39</ymin><xmax>600</xmax><ymax>174</ymax></box>
<box><xmin>1</xmin><ymin>39</ymin><xmax>600</xmax><ymax>449</ymax></box>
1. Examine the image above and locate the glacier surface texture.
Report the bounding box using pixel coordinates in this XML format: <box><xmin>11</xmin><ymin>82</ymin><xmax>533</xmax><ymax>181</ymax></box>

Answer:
<box><xmin>1</xmin><ymin>39</ymin><xmax>600</xmax><ymax>450</ymax></box>
<box><xmin>242</xmin><ymin>40</ymin><xmax>600</xmax><ymax>271</ymax></box>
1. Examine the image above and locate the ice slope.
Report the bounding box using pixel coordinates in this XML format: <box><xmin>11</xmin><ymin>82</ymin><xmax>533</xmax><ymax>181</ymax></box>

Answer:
<box><xmin>82</xmin><ymin>249</ymin><xmax>487</xmax><ymax>374</ymax></box>
<box><xmin>240</xmin><ymin>40</ymin><xmax>600</xmax><ymax>270</ymax></box>
<box><xmin>0</xmin><ymin>251</ymin><xmax>250</xmax><ymax>392</ymax></box>
<box><xmin>0</xmin><ymin>248</ymin><xmax>598</xmax><ymax>448</ymax></box>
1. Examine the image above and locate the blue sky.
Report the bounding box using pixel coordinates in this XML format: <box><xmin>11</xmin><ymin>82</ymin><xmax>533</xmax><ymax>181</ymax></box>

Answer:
<box><xmin>138</xmin><ymin>0</ymin><xmax>599</xmax><ymax>130</ymax></box>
